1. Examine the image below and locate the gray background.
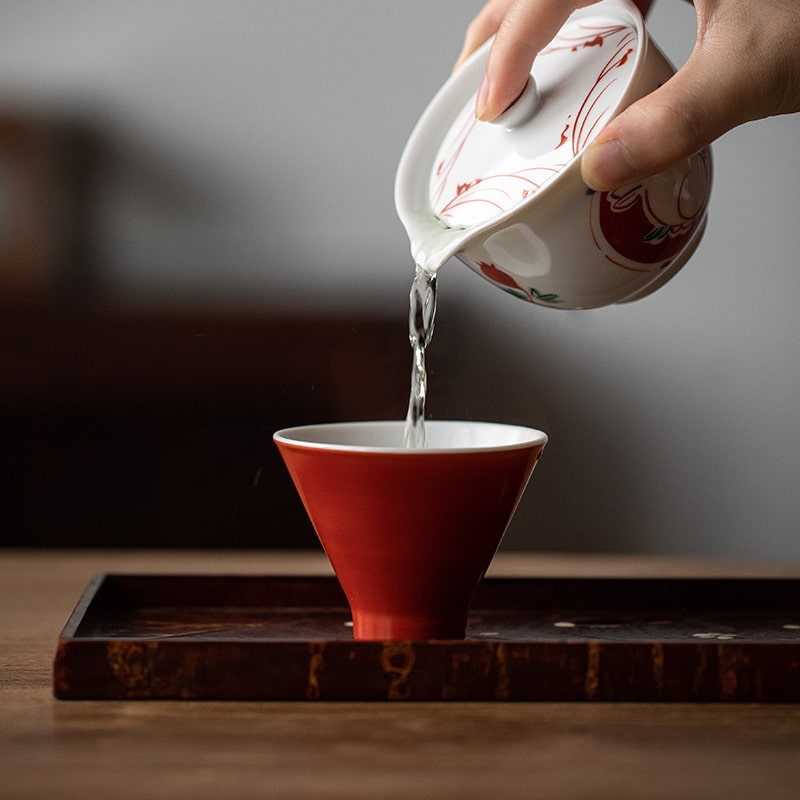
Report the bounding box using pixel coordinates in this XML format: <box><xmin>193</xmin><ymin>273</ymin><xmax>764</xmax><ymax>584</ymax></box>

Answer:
<box><xmin>2</xmin><ymin>1</ymin><xmax>798</xmax><ymax>558</ymax></box>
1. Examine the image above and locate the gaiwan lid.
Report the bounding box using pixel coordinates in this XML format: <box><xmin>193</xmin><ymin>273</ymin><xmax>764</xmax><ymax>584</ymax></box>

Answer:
<box><xmin>396</xmin><ymin>0</ymin><xmax>647</xmax><ymax>269</ymax></box>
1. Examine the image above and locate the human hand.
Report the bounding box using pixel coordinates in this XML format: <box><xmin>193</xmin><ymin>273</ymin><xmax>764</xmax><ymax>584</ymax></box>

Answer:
<box><xmin>454</xmin><ymin>0</ymin><xmax>800</xmax><ymax>190</ymax></box>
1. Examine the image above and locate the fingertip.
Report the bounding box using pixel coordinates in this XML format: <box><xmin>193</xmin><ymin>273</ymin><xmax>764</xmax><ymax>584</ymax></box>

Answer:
<box><xmin>475</xmin><ymin>68</ymin><xmax>530</xmax><ymax>122</ymax></box>
<box><xmin>581</xmin><ymin>138</ymin><xmax>638</xmax><ymax>191</ymax></box>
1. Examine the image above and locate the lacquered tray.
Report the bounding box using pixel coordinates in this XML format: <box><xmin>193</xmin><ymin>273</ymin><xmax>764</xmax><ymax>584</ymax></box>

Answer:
<box><xmin>53</xmin><ymin>575</ymin><xmax>800</xmax><ymax>701</ymax></box>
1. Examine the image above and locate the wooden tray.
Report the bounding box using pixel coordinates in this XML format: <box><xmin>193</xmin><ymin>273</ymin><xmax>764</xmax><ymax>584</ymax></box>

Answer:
<box><xmin>53</xmin><ymin>575</ymin><xmax>800</xmax><ymax>701</ymax></box>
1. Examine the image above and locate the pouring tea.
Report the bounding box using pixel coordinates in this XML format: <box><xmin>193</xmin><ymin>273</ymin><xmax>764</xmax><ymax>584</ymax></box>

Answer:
<box><xmin>395</xmin><ymin>0</ymin><xmax>712</xmax><ymax>310</ymax></box>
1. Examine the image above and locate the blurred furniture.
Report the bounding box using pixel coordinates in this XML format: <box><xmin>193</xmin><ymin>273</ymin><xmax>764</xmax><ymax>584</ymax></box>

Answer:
<box><xmin>0</xmin><ymin>304</ymin><xmax>407</xmax><ymax>547</ymax></box>
<box><xmin>0</xmin><ymin>113</ymin><xmax>88</xmax><ymax>297</ymax></box>
<box><xmin>0</xmin><ymin>111</ymin><xmax>408</xmax><ymax>548</ymax></box>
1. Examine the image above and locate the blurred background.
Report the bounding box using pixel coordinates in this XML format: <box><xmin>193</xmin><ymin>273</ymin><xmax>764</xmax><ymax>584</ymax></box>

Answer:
<box><xmin>1</xmin><ymin>1</ymin><xmax>798</xmax><ymax>557</ymax></box>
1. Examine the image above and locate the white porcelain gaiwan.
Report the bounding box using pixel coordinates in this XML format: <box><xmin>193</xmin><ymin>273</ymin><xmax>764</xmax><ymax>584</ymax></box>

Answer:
<box><xmin>395</xmin><ymin>0</ymin><xmax>712</xmax><ymax>309</ymax></box>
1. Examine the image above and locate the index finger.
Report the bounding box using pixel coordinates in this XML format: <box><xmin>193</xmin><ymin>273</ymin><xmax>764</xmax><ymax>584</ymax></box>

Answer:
<box><xmin>453</xmin><ymin>0</ymin><xmax>516</xmax><ymax>72</ymax></box>
<box><xmin>479</xmin><ymin>0</ymin><xmax>598</xmax><ymax>120</ymax></box>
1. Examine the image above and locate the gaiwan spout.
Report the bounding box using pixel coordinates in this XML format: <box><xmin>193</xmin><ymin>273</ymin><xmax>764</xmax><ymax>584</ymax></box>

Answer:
<box><xmin>402</xmin><ymin>215</ymin><xmax>471</xmax><ymax>275</ymax></box>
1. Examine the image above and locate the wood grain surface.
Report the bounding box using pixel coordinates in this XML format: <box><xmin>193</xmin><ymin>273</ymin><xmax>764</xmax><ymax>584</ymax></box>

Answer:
<box><xmin>52</xmin><ymin>573</ymin><xmax>800</xmax><ymax>701</ymax></box>
<box><xmin>3</xmin><ymin>549</ymin><xmax>800</xmax><ymax>799</ymax></box>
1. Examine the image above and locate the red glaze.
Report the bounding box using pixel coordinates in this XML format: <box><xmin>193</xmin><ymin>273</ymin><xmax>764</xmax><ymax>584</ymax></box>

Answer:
<box><xmin>275</xmin><ymin>437</ymin><xmax>545</xmax><ymax>640</ymax></box>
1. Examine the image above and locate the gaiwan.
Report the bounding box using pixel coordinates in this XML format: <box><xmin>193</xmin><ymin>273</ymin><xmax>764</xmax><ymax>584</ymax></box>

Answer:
<box><xmin>395</xmin><ymin>0</ymin><xmax>712</xmax><ymax>310</ymax></box>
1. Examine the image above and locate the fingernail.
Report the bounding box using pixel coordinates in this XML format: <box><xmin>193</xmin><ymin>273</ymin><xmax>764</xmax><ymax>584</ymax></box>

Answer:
<box><xmin>583</xmin><ymin>139</ymin><xmax>637</xmax><ymax>190</ymax></box>
<box><xmin>475</xmin><ymin>77</ymin><xmax>490</xmax><ymax>120</ymax></box>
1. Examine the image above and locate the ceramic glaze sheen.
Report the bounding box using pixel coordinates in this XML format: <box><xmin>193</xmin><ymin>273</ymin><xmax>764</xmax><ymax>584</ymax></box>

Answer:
<box><xmin>395</xmin><ymin>0</ymin><xmax>712</xmax><ymax>309</ymax></box>
<box><xmin>274</xmin><ymin>421</ymin><xmax>547</xmax><ymax>640</ymax></box>
<box><xmin>429</xmin><ymin>16</ymin><xmax>638</xmax><ymax>230</ymax></box>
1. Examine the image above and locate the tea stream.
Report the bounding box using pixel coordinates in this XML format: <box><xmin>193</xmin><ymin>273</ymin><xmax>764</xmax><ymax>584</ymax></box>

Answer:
<box><xmin>403</xmin><ymin>264</ymin><xmax>438</xmax><ymax>448</ymax></box>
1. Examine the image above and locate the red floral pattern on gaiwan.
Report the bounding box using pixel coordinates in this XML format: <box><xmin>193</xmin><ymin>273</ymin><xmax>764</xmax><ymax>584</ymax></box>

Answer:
<box><xmin>589</xmin><ymin>147</ymin><xmax>712</xmax><ymax>272</ymax></box>
<box><xmin>430</xmin><ymin>22</ymin><xmax>637</xmax><ymax>229</ymax></box>
<box><xmin>478</xmin><ymin>262</ymin><xmax>563</xmax><ymax>305</ymax></box>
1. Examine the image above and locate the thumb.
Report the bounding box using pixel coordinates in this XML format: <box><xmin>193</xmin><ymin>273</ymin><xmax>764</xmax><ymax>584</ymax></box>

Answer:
<box><xmin>580</xmin><ymin>37</ymin><xmax>755</xmax><ymax>190</ymax></box>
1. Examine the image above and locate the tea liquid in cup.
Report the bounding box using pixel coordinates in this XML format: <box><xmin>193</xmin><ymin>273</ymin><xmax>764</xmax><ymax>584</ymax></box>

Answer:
<box><xmin>274</xmin><ymin>420</ymin><xmax>547</xmax><ymax>640</ymax></box>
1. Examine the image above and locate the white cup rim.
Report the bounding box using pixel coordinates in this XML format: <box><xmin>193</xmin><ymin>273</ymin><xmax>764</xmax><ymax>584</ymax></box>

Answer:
<box><xmin>273</xmin><ymin>420</ymin><xmax>548</xmax><ymax>454</ymax></box>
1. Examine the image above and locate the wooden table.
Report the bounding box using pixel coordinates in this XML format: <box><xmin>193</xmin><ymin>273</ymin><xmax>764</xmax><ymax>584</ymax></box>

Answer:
<box><xmin>3</xmin><ymin>548</ymin><xmax>800</xmax><ymax>799</ymax></box>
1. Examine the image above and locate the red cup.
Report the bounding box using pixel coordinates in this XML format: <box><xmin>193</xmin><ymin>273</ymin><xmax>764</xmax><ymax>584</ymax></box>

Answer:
<box><xmin>274</xmin><ymin>420</ymin><xmax>547</xmax><ymax>640</ymax></box>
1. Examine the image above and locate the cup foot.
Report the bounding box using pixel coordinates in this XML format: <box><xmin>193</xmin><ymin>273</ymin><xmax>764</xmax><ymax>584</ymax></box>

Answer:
<box><xmin>352</xmin><ymin>610</ymin><xmax>467</xmax><ymax>641</ymax></box>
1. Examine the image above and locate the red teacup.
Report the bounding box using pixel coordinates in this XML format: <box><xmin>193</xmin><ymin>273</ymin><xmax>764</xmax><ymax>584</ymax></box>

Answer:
<box><xmin>274</xmin><ymin>420</ymin><xmax>547</xmax><ymax>640</ymax></box>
